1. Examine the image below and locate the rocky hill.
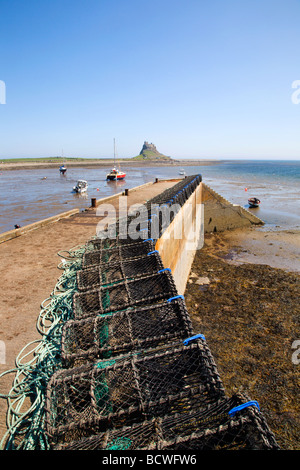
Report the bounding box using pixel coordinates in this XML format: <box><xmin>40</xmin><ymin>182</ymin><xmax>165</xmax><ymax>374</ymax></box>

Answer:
<box><xmin>133</xmin><ymin>141</ymin><xmax>172</xmax><ymax>161</ymax></box>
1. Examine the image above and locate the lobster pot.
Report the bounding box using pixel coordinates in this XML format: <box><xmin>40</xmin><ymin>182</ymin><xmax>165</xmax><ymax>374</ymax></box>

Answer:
<box><xmin>53</xmin><ymin>393</ymin><xmax>279</xmax><ymax>451</ymax></box>
<box><xmin>160</xmin><ymin>404</ymin><xmax>280</xmax><ymax>451</ymax></box>
<box><xmin>148</xmin><ymin>175</ymin><xmax>201</xmax><ymax>207</ymax></box>
<box><xmin>147</xmin><ymin>176</ymin><xmax>193</xmax><ymax>205</ymax></box>
<box><xmin>85</xmin><ymin>232</ymin><xmax>151</xmax><ymax>252</ymax></box>
<box><xmin>85</xmin><ymin>175</ymin><xmax>202</xmax><ymax>254</ymax></box>
<box><xmin>72</xmin><ymin>271</ymin><xmax>178</xmax><ymax>320</ymax></box>
<box><xmin>45</xmin><ymin>340</ymin><xmax>226</xmax><ymax>446</ymax></box>
<box><xmin>76</xmin><ymin>252</ymin><xmax>164</xmax><ymax>291</ymax></box>
<box><xmin>61</xmin><ymin>298</ymin><xmax>193</xmax><ymax>366</ymax></box>
<box><xmin>81</xmin><ymin>240</ymin><xmax>155</xmax><ymax>269</ymax></box>
<box><xmin>54</xmin><ymin>418</ymin><xmax>160</xmax><ymax>450</ymax></box>
<box><xmin>95</xmin><ymin>216</ymin><xmax>152</xmax><ymax>242</ymax></box>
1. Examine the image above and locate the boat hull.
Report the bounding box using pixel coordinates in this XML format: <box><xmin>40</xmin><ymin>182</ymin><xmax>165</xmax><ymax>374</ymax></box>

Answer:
<box><xmin>73</xmin><ymin>180</ymin><xmax>88</xmax><ymax>193</ymax></box>
<box><xmin>106</xmin><ymin>173</ymin><xmax>126</xmax><ymax>181</ymax></box>
<box><xmin>74</xmin><ymin>189</ymin><xmax>87</xmax><ymax>193</ymax></box>
<box><xmin>248</xmin><ymin>198</ymin><xmax>260</xmax><ymax>208</ymax></box>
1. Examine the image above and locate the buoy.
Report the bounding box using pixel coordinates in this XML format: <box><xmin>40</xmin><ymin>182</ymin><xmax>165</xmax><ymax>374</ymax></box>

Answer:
<box><xmin>97</xmin><ymin>188</ymin><xmax>99</xmax><ymax>191</ymax></box>
<box><xmin>245</xmin><ymin>188</ymin><xmax>248</xmax><ymax>191</ymax></box>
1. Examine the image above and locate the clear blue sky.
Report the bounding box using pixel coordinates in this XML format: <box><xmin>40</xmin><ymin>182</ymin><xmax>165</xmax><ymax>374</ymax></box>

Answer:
<box><xmin>0</xmin><ymin>0</ymin><xmax>300</xmax><ymax>160</ymax></box>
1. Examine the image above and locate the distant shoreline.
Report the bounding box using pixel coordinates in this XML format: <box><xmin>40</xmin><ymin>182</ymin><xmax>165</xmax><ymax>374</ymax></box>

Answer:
<box><xmin>0</xmin><ymin>159</ymin><xmax>222</xmax><ymax>171</ymax></box>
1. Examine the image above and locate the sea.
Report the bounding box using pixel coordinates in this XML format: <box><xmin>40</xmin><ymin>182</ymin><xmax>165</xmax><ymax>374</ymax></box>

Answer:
<box><xmin>0</xmin><ymin>160</ymin><xmax>299</xmax><ymax>235</ymax></box>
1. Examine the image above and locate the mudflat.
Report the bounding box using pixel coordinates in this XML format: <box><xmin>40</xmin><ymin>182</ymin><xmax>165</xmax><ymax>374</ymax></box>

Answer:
<box><xmin>185</xmin><ymin>229</ymin><xmax>300</xmax><ymax>450</ymax></box>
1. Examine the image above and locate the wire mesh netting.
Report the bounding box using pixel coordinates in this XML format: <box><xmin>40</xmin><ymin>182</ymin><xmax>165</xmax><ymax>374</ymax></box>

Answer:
<box><xmin>45</xmin><ymin>339</ymin><xmax>226</xmax><ymax>446</ymax></box>
<box><xmin>72</xmin><ymin>270</ymin><xmax>178</xmax><ymax>319</ymax></box>
<box><xmin>85</xmin><ymin>233</ymin><xmax>151</xmax><ymax>251</ymax></box>
<box><xmin>0</xmin><ymin>174</ymin><xmax>280</xmax><ymax>451</ymax></box>
<box><xmin>76</xmin><ymin>251</ymin><xmax>165</xmax><ymax>291</ymax></box>
<box><xmin>61</xmin><ymin>297</ymin><xmax>193</xmax><ymax>366</ymax></box>
<box><xmin>53</xmin><ymin>392</ymin><xmax>279</xmax><ymax>450</ymax></box>
<box><xmin>81</xmin><ymin>240</ymin><xmax>156</xmax><ymax>269</ymax></box>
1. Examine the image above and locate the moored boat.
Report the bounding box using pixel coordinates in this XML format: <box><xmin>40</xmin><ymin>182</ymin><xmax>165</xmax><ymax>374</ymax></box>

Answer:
<box><xmin>106</xmin><ymin>167</ymin><xmax>126</xmax><ymax>181</ymax></box>
<box><xmin>106</xmin><ymin>138</ymin><xmax>126</xmax><ymax>181</ymax></box>
<box><xmin>248</xmin><ymin>197</ymin><xmax>261</xmax><ymax>208</ymax></box>
<box><xmin>73</xmin><ymin>180</ymin><xmax>88</xmax><ymax>193</ymax></box>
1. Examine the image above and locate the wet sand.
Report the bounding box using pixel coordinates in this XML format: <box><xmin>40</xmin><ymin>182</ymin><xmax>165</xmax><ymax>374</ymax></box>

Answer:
<box><xmin>0</xmin><ymin>179</ymin><xmax>177</xmax><ymax>443</ymax></box>
<box><xmin>185</xmin><ymin>228</ymin><xmax>300</xmax><ymax>450</ymax></box>
<box><xmin>212</xmin><ymin>226</ymin><xmax>300</xmax><ymax>274</ymax></box>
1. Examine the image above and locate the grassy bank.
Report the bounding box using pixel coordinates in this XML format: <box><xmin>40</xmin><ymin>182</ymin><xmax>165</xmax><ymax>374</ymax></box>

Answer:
<box><xmin>0</xmin><ymin>156</ymin><xmax>113</xmax><ymax>163</ymax></box>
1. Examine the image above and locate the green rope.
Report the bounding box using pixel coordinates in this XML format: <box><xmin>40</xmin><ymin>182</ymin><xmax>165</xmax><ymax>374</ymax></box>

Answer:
<box><xmin>106</xmin><ymin>437</ymin><xmax>132</xmax><ymax>450</ymax></box>
<box><xmin>0</xmin><ymin>241</ymin><xmax>88</xmax><ymax>450</ymax></box>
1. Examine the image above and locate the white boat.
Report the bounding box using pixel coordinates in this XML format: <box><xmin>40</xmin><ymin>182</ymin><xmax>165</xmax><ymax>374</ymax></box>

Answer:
<box><xmin>106</xmin><ymin>139</ymin><xmax>126</xmax><ymax>181</ymax></box>
<box><xmin>179</xmin><ymin>168</ymin><xmax>185</xmax><ymax>175</ymax></box>
<box><xmin>73</xmin><ymin>180</ymin><xmax>88</xmax><ymax>193</ymax></box>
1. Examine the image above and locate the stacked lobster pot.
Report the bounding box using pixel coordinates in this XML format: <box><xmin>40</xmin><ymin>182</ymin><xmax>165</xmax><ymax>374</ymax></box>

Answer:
<box><xmin>44</xmin><ymin>175</ymin><xmax>279</xmax><ymax>450</ymax></box>
<box><xmin>0</xmin><ymin>175</ymin><xmax>279</xmax><ymax>450</ymax></box>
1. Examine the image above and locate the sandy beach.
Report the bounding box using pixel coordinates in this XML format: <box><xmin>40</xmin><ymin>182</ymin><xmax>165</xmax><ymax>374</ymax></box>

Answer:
<box><xmin>0</xmin><ymin>179</ymin><xmax>299</xmax><ymax>449</ymax></box>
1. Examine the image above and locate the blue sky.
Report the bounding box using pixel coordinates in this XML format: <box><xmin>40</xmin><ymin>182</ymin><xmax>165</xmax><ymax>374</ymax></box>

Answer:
<box><xmin>0</xmin><ymin>0</ymin><xmax>300</xmax><ymax>160</ymax></box>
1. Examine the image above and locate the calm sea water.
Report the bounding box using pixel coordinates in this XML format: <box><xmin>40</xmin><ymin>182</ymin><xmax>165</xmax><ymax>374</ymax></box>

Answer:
<box><xmin>0</xmin><ymin>160</ymin><xmax>299</xmax><ymax>234</ymax></box>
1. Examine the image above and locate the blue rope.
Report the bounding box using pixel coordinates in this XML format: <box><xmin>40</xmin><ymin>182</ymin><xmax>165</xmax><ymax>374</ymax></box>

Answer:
<box><xmin>228</xmin><ymin>401</ymin><xmax>260</xmax><ymax>416</ymax></box>
<box><xmin>167</xmin><ymin>295</ymin><xmax>184</xmax><ymax>302</ymax></box>
<box><xmin>183</xmin><ymin>334</ymin><xmax>205</xmax><ymax>346</ymax></box>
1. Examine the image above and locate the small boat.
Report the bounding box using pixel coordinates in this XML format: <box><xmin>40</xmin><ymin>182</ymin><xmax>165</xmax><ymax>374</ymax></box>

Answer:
<box><xmin>59</xmin><ymin>165</ymin><xmax>67</xmax><ymax>174</ymax></box>
<box><xmin>106</xmin><ymin>139</ymin><xmax>126</xmax><ymax>181</ymax></box>
<box><xmin>248</xmin><ymin>197</ymin><xmax>261</xmax><ymax>208</ymax></box>
<box><xmin>73</xmin><ymin>179</ymin><xmax>88</xmax><ymax>193</ymax></box>
<box><xmin>179</xmin><ymin>168</ymin><xmax>185</xmax><ymax>175</ymax></box>
<box><xmin>106</xmin><ymin>167</ymin><xmax>126</xmax><ymax>181</ymax></box>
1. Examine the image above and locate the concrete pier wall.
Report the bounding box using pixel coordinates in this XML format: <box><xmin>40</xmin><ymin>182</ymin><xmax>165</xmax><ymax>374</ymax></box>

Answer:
<box><xmin>156</xmin><ymin>182</ymin><xmax>203</xmax><ymax>295</ymax></box>
<box><xmin>202</xmin><ymin>182</ymin><xmax>264</xmax><ymax>233</ymax></box>
<box><xmin>156</xmin><ymin>181</ymin><xmax>264</xmax><ymax>294</ymax></box>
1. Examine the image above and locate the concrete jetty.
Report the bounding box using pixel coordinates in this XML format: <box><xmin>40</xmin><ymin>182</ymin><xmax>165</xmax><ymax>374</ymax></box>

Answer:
<box><xmin>0</xmin><ymin>177</ymin><xmax>272</xmax><ymax>450</ymax></box>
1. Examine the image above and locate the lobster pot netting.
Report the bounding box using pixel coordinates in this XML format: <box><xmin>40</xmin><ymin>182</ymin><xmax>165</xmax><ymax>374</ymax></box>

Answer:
<box><xmin>72</xmin><ymin>271</ymin><xmax>178</xmax><ymax>319</ymax></box>
<box><xmin>45</xmin><ymin>340</ymin><xmax>226</xmax><ymax>446</ymax></box>
<box><xmin>85</xmin><ymin>233</ymin><xmax>152</xmax><ymax>252</ymax></box>
<box><xmin>53</xmin><ymin>393</ymin><xmax>279</xmax><ymax>451</ymax></box>
<box><xmin>95</xmin><ymin>216</ymin><xmax>152</xmax><ymax>242</ymax></box>
<box><xmin>61</xmin><ymin>298</ymin><xmax>193</xmax><ymax>366</ymax></box>
<box><xmin>84</xmin><ymin>174</ymin><xmax>202</xmax><ymax>250</ymax></box>
<box><xmin>81</xmin><ymin>240</ymin><xmax>155</xmax><ymax>269</ymax></box>
<box><xmin>93</xmin><ymin>204</ymin><xmax>181</xmax><ymax>248</ymax></box>
<box><xmin>148</xmin><ymin>175</ymin><xmax>201</xmax><ymax>207</ymax></box>
<box><xmin>76</xmin><ymin>252</ymin><xmax>165</xmax><ymax>291</ymax></box>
